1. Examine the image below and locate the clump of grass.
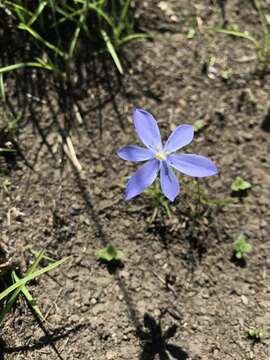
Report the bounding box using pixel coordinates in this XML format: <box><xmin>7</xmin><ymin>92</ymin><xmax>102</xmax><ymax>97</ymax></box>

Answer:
<box><xmin>0</xmin><ymin>0</ymin><xmax>150</xmax><ymax>79</ymax></box>
<box><xmin>214</xmin><ymin>0</ymin><xmax>270</xmax><ymax>69</ymax></box>
<box><xmin>0</xmin><ymin>250</ymin><xmax>69</xmax><ymax>325</ymax></box>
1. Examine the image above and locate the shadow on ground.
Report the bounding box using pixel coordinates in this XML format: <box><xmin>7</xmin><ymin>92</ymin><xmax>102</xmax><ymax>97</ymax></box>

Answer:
<box><xmin>138</xmin><ymin>313</ymin><xmax>188</xmax><ymax>360</ymax></box>
<box><xmin>0</xmin><ymin>323</ymin><xmax>85</xmax><ymax>360</ymax></box>
<box><xmin>261</xmin><ymin>108</ymin><xmax>270</xmax><ymax>132</ymax></box>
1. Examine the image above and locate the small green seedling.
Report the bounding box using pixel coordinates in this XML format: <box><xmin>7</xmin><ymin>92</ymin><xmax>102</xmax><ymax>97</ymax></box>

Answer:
<box><xmin>145</xmin><ymin>181</ymin><xmax>171</xmax><ymax>223</ymax></box>
<box><xmin>233</xmin><ymin>234</ymin><xmax>252</xmax><ymax>259</ymax></box>
<box><xmin>2</xmin><ymin>177</ymin><xmax>10</xmax><ymax>193</ymax></box>
<box><xmin>221</xmin><ymin>69</ymin><xmax>233</xmax><ymax>81</ymax></box>
<box><xmin>231</xmin><ymin>176</ymin><xmax>252</xmax><ymax>192</ymax></box>
<box><xmin>200</xmin><ymin>195</ymin><xmax>237</xmax><ymax>209</ymax></box>
<box><xmin>248</xmin><ymin>326</ymin><xmax>264</xmax><ymax>340</ymax></box>
<box><xmin>187</xmin><ymin>28</ymin><xmax>196</xmax><ymax>39</ymax></box>
<box><xmin>96</xmin><ymin>244</ymin><xmax>123</xmax><ymax>262</ymax></box>
<box><xmin>193</xmin><ymin>120</ymin><xmax>206</xmax><ymax>133</ymax></box>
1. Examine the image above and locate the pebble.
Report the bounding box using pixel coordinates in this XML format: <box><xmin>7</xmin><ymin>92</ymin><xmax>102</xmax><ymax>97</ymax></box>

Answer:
<box><xmin>243</xmin><ymin>133</ymin><xmax>253</xmax><ymax>141</ymax></box>
<box><xmin>106</xmin><ymin>351</ymin><xmax>114</xmax><ymax>360</ymax></box>
<box><xmin>69</xmin><ymin>205</ymin><xmax>83</xmax><ymax>216</ymax></box>
<box><xmin>91</xmin><ymin>298</ymin><xmax>97</xmax><ymax>305</ymax></box>
<box><xmin>95</xmin><ymin>164</ymin><xmax>105</xmax><ymax>175</ymax></box>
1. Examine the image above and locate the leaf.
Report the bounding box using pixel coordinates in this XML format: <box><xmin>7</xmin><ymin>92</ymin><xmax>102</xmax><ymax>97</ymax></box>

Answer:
<box><xmin>0</xmin><ymin>148</ymin><xmax>15</xmax><ymax>153</ymax></box>
<box><xmin>0</xmin><ymin>73</ymin><xmax>5</xmax><ymax>101</ymax></box>
<box><xmin>265</xmin><ymin>14</ymin><xmax>270</xmax><ymax>26</ymax></box>
<box><xmin>200</xmin><ymin>196</ymin><xmax>238</xmax><ymax>208</ymax></box>
<box><xmin>18</xmin><ymin>23</ymin><xmax>64</xmax><ymax>57</ymax></box>
<box><xmin>0</xmin><ymin>250</ymin><xmax>68</xmax><ymax>325</ymax></box>
<box><xmin>96</xmin><ymin>244</ymin><xmax>123</xmax><ymax>262</ymax></box>
<box><xmin>214</xmin><ymin>28</ymin><xmax>260</xmax><ymax>48</ymax></box>
<box><xmin>187</xmin><ymin>28</ymin><xmax>196</xmax><ymax>39</ymax></box>
<box><xmin>221</xmin><ymin>69</ymin><xmax>233</xmax><ymax>80</ymax></box>
<box><xmin>248</xmin><ymin>327</ymin><xmax>264</xmax><ymax>340</ymax></box>
<box><xmin>231</xmin><ymin>176</ymin><xmax>252</xmax><ymax>192</ymax></box>
<box><xmin>12</xmin><ymin>271</ymin><xmax>45</xmax><ymax>321</ymax></box>
<box><xmin>101</xmin><ymin>30</ymin><xmax>124</xmax><ymax>75</ymax></box>
<box><xmin>233</xmin><ymin>234</ymin><xmax>252</xmax><ymax>259</ymax></box>
<box><xmin>235</xmin><ymin>251</ymin><xmax>242</xmax><ymax>259</ymax></box>
<box><xmin>0</xmin><ymin>62</ymin><xmax>51</xmax><ymax>74</ymax></box>
<box><xmin>118</xmin><ymin>33</ymin><xmax>153</xmax><ymax>46</ymax></box>
<box><xmin>193</xmin><ymin>120</ymin><xmax>206</xmax><ymax>133</ymax></box>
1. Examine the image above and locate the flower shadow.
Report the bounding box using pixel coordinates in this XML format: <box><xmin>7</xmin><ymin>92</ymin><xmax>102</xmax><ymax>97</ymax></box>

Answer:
<box><xmin>138</xmin><ymin>313</ymin><xmax>188</xmax><ymax>360</ymax></box>
<box><xmin>261</xmin><ymin>108</ymin><xmax>270</xmax><ymax>132</ymax></box>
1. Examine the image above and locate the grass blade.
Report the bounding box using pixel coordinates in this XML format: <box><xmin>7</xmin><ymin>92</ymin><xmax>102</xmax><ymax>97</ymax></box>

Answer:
<box><xmin>18</xmin><ymin>23</ymin><xmax>65</xmax><ymax>57</ymax></box>
<box><xmin>0</xmin><ymin>60</ymin><xmax>63</xmax><ymax>77</ymax></box>
<box><xmin>118</xmin><ymin>33</ymin><xmax>153</xmax><ymax>46</ymax></box>
<box><xmin>0</xmin><ymin>73</ymin><xmax>6</xmax><ymax>101</ymax></box>
<box><xmin>0</xmin><ymin>256</ymin><xmax>69</xmax><ymax>302</ymax></box>
<box><xmin>214</xmin><ymin>28</ymin><xmax>260</xmax><ymax>48</ymax></box>
<box><xmin>27</xmin><ymin>0</ymin><xmax>47</xmax><ymax>27</ymax></box>
<box><xmin>1</xmin><ymin>0</ymin><xmax>33</xmax><ymax>22</ymax></box>
<box><xmin>0</xmin><ymin>251</ymin><xmax>45</xmax><ymax>324</ymax></box>
<box><xmin>13</xmin><ymin>271</ymin><xmax>45</xmax><ymax>321</ymax></box>
<box><xmin>116</xmin><ymin>0</ymin><xmax>131</xmax><ymax>38</ymax></box>
<box><xmin>101</xmin><ymin>30</ymin><xmax>123</xmax><ymax>74</ymax></box>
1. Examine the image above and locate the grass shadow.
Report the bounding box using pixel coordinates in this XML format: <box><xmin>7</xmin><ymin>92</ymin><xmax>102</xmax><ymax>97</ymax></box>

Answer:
<box><xmin>0</xmin><ymin>323</ymin><xmax>85</xmax><ymax>360</ymax></box>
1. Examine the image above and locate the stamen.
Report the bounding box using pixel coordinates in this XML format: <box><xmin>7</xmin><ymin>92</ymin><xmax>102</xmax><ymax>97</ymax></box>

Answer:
<box><xmin>156</xmin><ymin>152</ymin><xmax>166</xmax><ymax>161</ymax></box>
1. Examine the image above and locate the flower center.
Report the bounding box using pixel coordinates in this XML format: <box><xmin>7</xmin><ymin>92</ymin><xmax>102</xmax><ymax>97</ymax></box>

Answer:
<box><xmin>155</xmin><ymin>151</ymin><xmax>166</xmax><ymax>161</ymax></box>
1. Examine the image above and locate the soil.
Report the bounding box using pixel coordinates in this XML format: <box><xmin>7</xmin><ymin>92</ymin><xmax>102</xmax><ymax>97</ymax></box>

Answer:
<box><xmin>1</xmin><ymin>1</ymin><xmax>270</xmax><ymax>359</ymax></box>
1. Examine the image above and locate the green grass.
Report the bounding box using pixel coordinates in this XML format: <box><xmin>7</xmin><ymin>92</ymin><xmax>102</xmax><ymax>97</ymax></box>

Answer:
<box><xmin>0</xmin><ymin>250</ymin><xmax>69</xmax><ymax>325</ymax></box>
<box><xmin>214</xmin><ymin>0</ymin><xmax>270</xmax><ymax>68</ymax></box>
<box><xmin>0</xmin><ymin>0</ymin><xmax>150</xmax><ymax>79</ymax></box>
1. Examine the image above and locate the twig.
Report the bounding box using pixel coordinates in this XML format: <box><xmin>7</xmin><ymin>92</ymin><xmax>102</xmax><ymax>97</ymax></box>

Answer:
<box><xmin>62</xmin><ymin>136</ymin><xmax>82</xmax><ymax>172</ymax></box>
<box><xmin>152</xmin><ymin>271</ymin><xmax>177</xmax><ymax>298</ymax></box>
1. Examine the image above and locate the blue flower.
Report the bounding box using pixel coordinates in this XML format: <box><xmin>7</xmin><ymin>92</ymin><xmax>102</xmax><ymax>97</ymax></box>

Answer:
<box><xmin>117</xmin><ymin>109</ymin><xmax>218</xmax><ymax>202</ymax></box>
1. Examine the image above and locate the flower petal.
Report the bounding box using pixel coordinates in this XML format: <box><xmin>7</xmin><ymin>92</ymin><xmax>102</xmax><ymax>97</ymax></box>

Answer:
<box><xmin>167</xmin><ymin>154</ymin><xmax>218</xmax><ymax>177</ymax></box>
<box><xmin>125</xmin><ymin>159</ymin><xmax>160</xmax><ymax>201</ymax></box>
<box><xmin>117</xmin><ymin>145</ymin><xmax>154</xmax><ymax>162</ymax></box>
<box><xmin>164</xmin><ymin>125</ymin><xmax>194</xmax><ymax>153</ymax></box>
<box><xmin>133</xmin><ymin>109</ymin><xmax>162</xmax><ymax>151</ymax></box>
<box><xmin>160</xmin><ymin>161</ymin><xmax>180</xmax><ymax>202</ymax></box>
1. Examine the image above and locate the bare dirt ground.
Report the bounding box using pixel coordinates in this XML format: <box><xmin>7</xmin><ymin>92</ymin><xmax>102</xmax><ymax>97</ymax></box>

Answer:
<box><xmin>1</xmin><ymin>1</ymin><xmax>270</xmax><ymax>359</ymax></box>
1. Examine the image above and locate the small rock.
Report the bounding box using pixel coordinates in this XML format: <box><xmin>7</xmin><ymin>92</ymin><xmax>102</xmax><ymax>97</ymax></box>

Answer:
<box><xmin>106</xmin><ymin>350</ymin><xmax>114</xmax><ymax>360</ymax></box>
<box><xmin>95</xmin><ymin>164</ymin><xmax>105</xmax><ymax>175</ymax></box>
<box><xmin>69</xmin><ymin>205</ymin><xmax>83</xmax><ymax>216</ymax></box>
<box><xmin>243</xmin><ymin>133</ymin><xmax>253</xmax><ymax>141</ymax></box>
<box><xmin>90</xmin><ymin>298</ymin><xmax>97</xmax><ymax>305</ymax></box>
<box><xmin>241</xmin><ymin>295</ymin><xmax>249</xmax><ymax>305</ymax></box>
